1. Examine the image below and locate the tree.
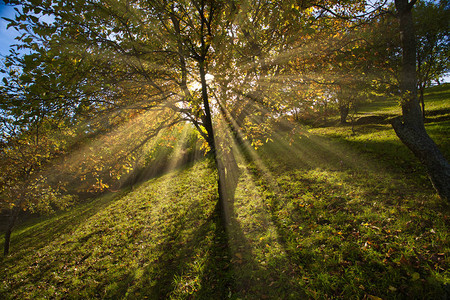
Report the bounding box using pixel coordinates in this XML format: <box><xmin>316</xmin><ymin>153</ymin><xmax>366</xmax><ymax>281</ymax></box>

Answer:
<box><xmin>310</xmin><ymin>0</ymin><xmax>450</xmax><ymax>201</ymax></box>
<box><xmin>0</xmin><ymin>0</ymin><xmax>283</xmax><ymax>226</ymax></box>
<box><xmin>391</xmin><ymin>0</ymin><xmax>450</xmax><ymax>201</ymax></box>
<box><xmin>0</xmin><ymin>113</ymin><xmax>73</xmax><ymax>255</ymax></box>
<box><xmin>3</xmin><ymin>0</ymin><xmax>448</xmax><ymax>217</ymax></box>
<box><xmin>3</xmin><ymin>0</ymin><xmax>347</xmax><ymax>226</ymax></box>
<box><xmin>414</xmin><ymin>0</ymin><xmax>450</xmax><ymax>118</ymax></box>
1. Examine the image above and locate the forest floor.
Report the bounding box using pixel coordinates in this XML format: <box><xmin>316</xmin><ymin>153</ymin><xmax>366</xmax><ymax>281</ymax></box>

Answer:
<box><xmin>1</xmin><ymin>84</ymin><xmax>449</xmax><ymax>299</ymax></box>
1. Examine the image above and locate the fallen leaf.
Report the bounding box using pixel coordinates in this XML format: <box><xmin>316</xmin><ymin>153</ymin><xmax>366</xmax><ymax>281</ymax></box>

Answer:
<box><xmin>399</xmin><ymin>254</ymin><xmax>408</xmax><ymax>265</ymax></box>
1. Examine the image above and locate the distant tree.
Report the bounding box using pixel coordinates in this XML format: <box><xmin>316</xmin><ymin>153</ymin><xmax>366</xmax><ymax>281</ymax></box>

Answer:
<box><xmin>414</xmin><ymin>0</ymin><xmax>450</xmax><ymax>118</ymax></box>
<box><xmin>312</xmin><ymin>0</ymin><xmax>450</xmax><ymax>201</ymax></box>
<box><xmin>0</xmin><ymin>113</ymin><xmax>73</xmax><ymax>255</ymax></box>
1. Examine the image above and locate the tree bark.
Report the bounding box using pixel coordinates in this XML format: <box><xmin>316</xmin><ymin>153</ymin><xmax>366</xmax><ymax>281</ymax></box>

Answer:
<box><xmin>199</xmin><ymin>60</ymin><xmax>230</xmax><ymax>228</ymax></box>
<box><xmin>392</xmin><ymin>0</ymin><xmax>450</xmax><ymax>201</ymax></box>
<box><xmin>419</xmin><ymin>85</ymin><xmax>425</xmax><ymax>120</ymax></box>
<box><xmin>4</xmin><ymin>205</ymin><xmax>20</xmax><ymax>256</ymax></box>
<box><xmin>417</xmin><ymin>55</ymin><xmax>426</xmax><ymax>119</ymax></box>
<box><xmin>339</xmin><ymin>102</ymin><xmax>349</xmax><ymax>124</ymax></box>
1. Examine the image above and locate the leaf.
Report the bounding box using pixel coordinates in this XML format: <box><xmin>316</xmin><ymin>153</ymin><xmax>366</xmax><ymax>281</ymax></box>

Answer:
<box><xmin>399</xmin><ymin>254</ymin><xmax>408</xmax><ymax>265</ymax></box>
<box><xmin>411</xmin><ymin>272</ymin><xmax>420</xmax><ymax>281</ymax></box>
<box><xmin>29</xmin><ymin>16</ymin><xmax>39</xmax><ymax>23</ymax></box>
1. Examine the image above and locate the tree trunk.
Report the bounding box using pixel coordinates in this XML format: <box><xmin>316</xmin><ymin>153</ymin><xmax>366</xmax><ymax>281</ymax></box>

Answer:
<box><xmin>339</xmin><ymin>102</ymin><xmax>349</xmax><ymax>124</ymax></box>
<box><xmin>199</xmin><ymin>60</ymin><xmax>230</xmax><ymax>227</ymax></box>
<box><xmin>4</xmin><ymin>206</ymin><xmax>20</xmax><ymax>256</ymax></box>
<box><xmin>419</xmin><ymin>85</ymin><xmax>425</xmax><ymax>120</ymax></box>
<box><xmin>392</xmin><ymin>0</ymin><xmax>450</xmax><ymax>201</ymax></box>
<box><xmin>417</xmin><ymin>53</ymin><xmax>425</xmax><ymax>120</ymax></box>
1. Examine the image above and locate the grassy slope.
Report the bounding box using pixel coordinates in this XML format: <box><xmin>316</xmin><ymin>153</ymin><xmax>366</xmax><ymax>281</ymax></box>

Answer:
<box><xmin>311</xmin><ymin>84</ymin><xmax>450</xmax><ymax>182</ymax></box>
<box><xmin>1</xmin><ymin>160</ymin><xmax>232</xmax><ymax>299</ymax></box>
<box><xmin>1</xmin><ymin>85</ymin><xmax>449</xmax><ymax>299</ymax></box>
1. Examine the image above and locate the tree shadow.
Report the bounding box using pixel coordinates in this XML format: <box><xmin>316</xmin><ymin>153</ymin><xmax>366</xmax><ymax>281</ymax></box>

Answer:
<box><xmin>124</xmin><ymin>150</ymin><xmax>247</xmax><ymax>299</ymax></box>
<box><xmin>246</xmin><ymin>131</ymin><xmax>448</xmax><ymax>298</ymax></box>
<box><xmin>109</xmin><ymin>189</ymin><xmax>234</xmax><ymax>299</ymax></box>
<box><xmin>214</xmin><ymin>139</ymin><xmax>308</xmax><ymax>298</ymax></box>
<box><xmin>1</xmin><ymin>191</ymin><xmax>125</xmax><ymax>263</ymax></box>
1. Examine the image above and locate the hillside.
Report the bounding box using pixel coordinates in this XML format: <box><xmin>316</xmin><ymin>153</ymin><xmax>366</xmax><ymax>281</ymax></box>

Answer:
<box><xmin>1</xmin><ymin>85</ymin><xmax>449</xmax><ymax>299</ymax></box>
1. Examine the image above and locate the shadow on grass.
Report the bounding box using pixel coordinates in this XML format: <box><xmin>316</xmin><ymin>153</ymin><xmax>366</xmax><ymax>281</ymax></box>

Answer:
<box><xmin>93</xmin><ymin>164</ymin><xmax>236</xmax><ymax>299</ymax></box>
<box><xmin>218</xmin><ymin>140</ymin><xmax>309</xmax><ymax>299</ymax></box>
<box><xmin>126</xmin><ymin>201</ymin><xmax>233</xmax><ymax>299</ymax></box>
<box><xmin>2</xmin><ymin>124</ymin><xmax>448</xmax><ymax>299</ymax></box>
<box><xmin>0</xmin><ymin>162</ymin><xmax>236</xmax><ymax>299</ymax></box>
<box><xmin>1</xmin><ymin>191</ymin><xmax>126</xmax><ymax>263</ymax></box>
<box><xmin>248</xmin><ymin>131</ymin><xmax>449</xmax><ymax>299</ymax></box>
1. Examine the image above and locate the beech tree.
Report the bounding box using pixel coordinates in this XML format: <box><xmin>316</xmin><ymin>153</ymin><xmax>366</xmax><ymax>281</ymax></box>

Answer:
<box><xmin>1</xmin><ymin>0</ymin><xmax>448</xmax><ymax>231</ymax></box>
<box><xmin>1</xmin><ymin>0</ymin><xmax>300</xmax><ymax>226</ymax></box>
<box><xmin>391</xmin><ymin>0</ymin><xmax>450</xmax><ymax>201</ymax></box>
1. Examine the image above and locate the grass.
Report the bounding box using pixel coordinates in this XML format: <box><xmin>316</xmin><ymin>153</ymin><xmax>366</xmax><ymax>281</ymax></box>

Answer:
<box><xmin>310</xmin><ymin>83</ymin><xmax>450</xmax><ymax>181</ymax></box>
<box><xmin>1</xmin><ymin>160</ymin><xmax>232</xmax><ymax>299</ymax></box>
<box><xmin>356</xmin><ymin>83</ymin><xmax>450</xmax><ymax>116</ymax></box>
<box><xmin>422</xmin><ymin>83</ymin><xmax>450</xmax><ymax>112</ymax></box>
<box><xmin>255</xmin><ymin>136</ymin><xmax>449</xmax><ymax>299</ymax></box>
<box><xmin>0</xmin><ymin>85</ymin><xmax>449</xmax><ymax>299</ymax></box>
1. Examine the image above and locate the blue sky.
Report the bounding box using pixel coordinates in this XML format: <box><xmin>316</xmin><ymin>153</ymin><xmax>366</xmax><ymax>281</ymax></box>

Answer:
<box><xmin>0</xmin><ymin>0</ymin><xmax>19</xmax><ymax>57</ymax></box>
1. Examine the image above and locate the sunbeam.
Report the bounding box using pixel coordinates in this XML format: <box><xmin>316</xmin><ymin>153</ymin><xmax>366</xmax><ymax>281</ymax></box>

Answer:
<box><xmin>1</xmin><ymin>0</ymin><xmax>448</xmax><ymax>298</ymax></box>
